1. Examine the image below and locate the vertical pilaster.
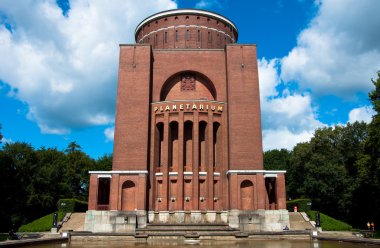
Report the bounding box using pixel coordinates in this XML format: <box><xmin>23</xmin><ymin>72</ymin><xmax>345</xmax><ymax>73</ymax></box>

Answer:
<box><xmin>149</xmin><ymin>115</ymin><xmax>156</xmax><ymax>211</ymax></box>
<box><xmin>207</xmin><ymin>113</ymin><xmax>214</xmax><ymax>210</ymax></box>
<box><xmin>163</xmin><ymin>113</ymin><xmax>169</xmax><ymax>210</ymax></box>
<box><xmin>178</xmin><ymin>112</ymin><xmax>184</xmax><ymax>210</ymax></box>
<box><xmin>193</xmin><ymin>112</ymin><xmax>199</xmax><ymax>210</ymax></box>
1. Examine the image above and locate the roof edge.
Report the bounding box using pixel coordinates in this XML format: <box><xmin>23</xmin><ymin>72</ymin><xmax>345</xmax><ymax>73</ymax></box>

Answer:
<box><xmin>134</xmin><ymin>9</ymin><xmax>238</xmax><ymax>39</ymax></box>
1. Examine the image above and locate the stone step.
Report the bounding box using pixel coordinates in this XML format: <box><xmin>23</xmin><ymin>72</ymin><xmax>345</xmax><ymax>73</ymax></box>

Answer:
<box><xmin>142</xmin><ymin>223</ymin><xmax>235</xmax><ymax>231</ymax></box>
<box><xmin>135</xmin><ymin>230</ymin><xmax>241</xmax><ymax>236</ymax></box>
<box><xmin>60</xmin><ymin>213</ymin><xmax>86</xmax><ymax>232</ymax></box>
<box><xmin>289</xmin><ymin>212</ymin><xmax>313</xmax><ymax>230</ymax></box>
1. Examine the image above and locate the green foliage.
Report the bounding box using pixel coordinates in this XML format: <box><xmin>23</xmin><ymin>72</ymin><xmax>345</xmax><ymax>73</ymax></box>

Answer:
<box><xmin>18</xmin><ymin>212</ymin><xmax>64</xmax><ymax>232</ymax></box>
<box><xmin>0</xmin><ymin>141</ymin><xmax>112</xmax><ymax>232</ymax></box>
<box><xmin>57</xmin><ymin>199</ymin><xmax>88</xmax><ymax>213</ymax></box>
<box><xmin>286</xmin><ymin>122</ymin><xmax>368</xmax><ymax>223</ymax></box>
<box><xmin>307</xmin><ymin>210</ymin><xmax>352</xmax><ymax>231</ymax></box>
<box><xmin>263</xmin><ymin>149</ymin><xmax>290</xmax><ymax>171</ymax></box>
<box><xmin>286</xmin><ymin>198</ymin><xmax>312</xmax><ymax>212</ymax></box>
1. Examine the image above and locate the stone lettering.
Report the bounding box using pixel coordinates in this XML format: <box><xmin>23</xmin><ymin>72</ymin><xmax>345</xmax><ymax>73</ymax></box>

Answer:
<box><xmin>172</xmin><ymin>105</ymin><xmax>177</xmax><ymax>111</ymax></box>
<box><xmin>192</xmin><ymin>104</ymin><xmax>197</xmax><ymax>110</ymax></box>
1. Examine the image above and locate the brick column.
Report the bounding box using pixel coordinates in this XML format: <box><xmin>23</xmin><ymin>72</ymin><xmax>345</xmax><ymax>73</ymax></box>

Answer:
<box><xmin>276</xmin><ymin>174</ymin><xmax>287</xmax><ymax>209</ymax></box>
<box><xmin>110</xmin><ymin>174</ymin><xmax>120</xmax><ymax>210</ymax></box>
<box><xmin>178</xmin><ymin>112</ymin><xmax>184</xmax><ymax>210</ymax></box>
<box><xmin>193</xmin><ymin>112</ymin><xmax>199</xmax><ymax>210</ymax></box>
<box><xmin>88</xmin><ymin>174</ymin><xmax>98</xmax><ymax>210</ymax></box>
<box><xmin>207</xmin><ymin>112</ymin><xmax>214</xmax><ymax>210</ymax></box>
<box><xmin>162</xmin><ymin>113</ymin><xmax>169</xmax><ymax>210</ymax></box>
<box><xmin>256</xmin><ymin>173</ymin><xmax>265</xmax><ymax>210</ymax></box>
<box><xmin>229</xmin><ymin>173</ymin><xmax>238</xmax><ymax>209</ymax></box>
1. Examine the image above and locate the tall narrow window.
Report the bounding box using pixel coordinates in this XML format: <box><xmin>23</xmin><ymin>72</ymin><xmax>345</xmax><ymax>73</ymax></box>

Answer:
<box><xmin>208</xmin><ymin>32</ymin><xmax>211</xmax><ymax>43</ymax></box>
<box><xmin>164</xmin><ymin>32</ymin><xmax>168</xmax><ymax>43</ymax></box>
<box><xmin>197</xmin><ymin>30</ymin><xmax>201</xmax><ymax>42</ymax></box>
<box><xmin>155</xmin><ymin>34</ymin><xmax>158</xmax><ymax>45</ymax></box>
<box><xmin>186</xmin><ymin>30</ymin><xmax>190</xmax><ymax>41</ymax></box>
<box><xmin>176</xmin><ymin>30</ymin><xmax>179</xmax><ymax>42</ymax></box>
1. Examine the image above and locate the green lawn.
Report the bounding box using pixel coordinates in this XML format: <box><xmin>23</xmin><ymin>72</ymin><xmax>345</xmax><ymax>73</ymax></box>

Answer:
<box><xmin>18</xmin><ymin>212</ymin><xmax>64</xmax><ymax>232</ymax></box>
<box><xmin>307</xmin><ymin>210</ymin><xmax>352</xmax><ymax>231</ymax></box>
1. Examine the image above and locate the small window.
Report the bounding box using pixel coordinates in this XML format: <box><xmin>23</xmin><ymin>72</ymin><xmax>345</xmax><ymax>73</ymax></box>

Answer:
<box><xmin>175</xmin><ymin>16</ymin><xmax>178</xmax><ymax>20</ymax></box>
<box><xmin>186</xmin><ymin>16</ymin><xmax>189</xmax><ymax>20</ymax></box>
<box><xmin>197</xmin><ymin>16</ymin><xmax>200</xmax><ymax>20</ymax></box>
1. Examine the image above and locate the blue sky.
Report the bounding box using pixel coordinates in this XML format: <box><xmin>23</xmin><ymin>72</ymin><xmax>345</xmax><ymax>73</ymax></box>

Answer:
<box><xmin>0</xmin><ymin>0</ymin><xmax>379</xmax><ymax>158</ymax></box>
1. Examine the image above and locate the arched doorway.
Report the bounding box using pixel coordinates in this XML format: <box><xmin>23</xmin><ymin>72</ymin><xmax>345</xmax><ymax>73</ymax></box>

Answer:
<box><xmin>121</xmin><ymin>180</ymin><xmax>136</xmax><ymax>211</ymax></box>
<box><xmin>240</xmin><ymin>180</ymin><xmax>254</xmax><ymax>210</ymax></box>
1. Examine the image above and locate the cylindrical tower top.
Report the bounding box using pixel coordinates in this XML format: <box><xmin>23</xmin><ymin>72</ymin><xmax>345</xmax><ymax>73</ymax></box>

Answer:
<box><xmin>135</xmin><ymin>9</ymin><xmax>239</xmax><ymax>49</ymax></box>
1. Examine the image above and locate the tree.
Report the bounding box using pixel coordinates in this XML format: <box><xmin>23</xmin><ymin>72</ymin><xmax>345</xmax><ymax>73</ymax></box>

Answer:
<box><xmin>287</xmin><ymin>123</ymin><xmax>368</xmax><ymax>222</ymax></box>
<box><xmin>263</xmin><ymin>149</ymin><xmax>290</xmax><ymax>171</ymax></box>
<box><xmin>65</xmin><ymin>141</ymin><xmax>81</xmax><ymax>153</ymax></box>
<box><xmin>351</xmin><ymin>71</ymin><xmax>380</xmax><ymax>227</ymax></box>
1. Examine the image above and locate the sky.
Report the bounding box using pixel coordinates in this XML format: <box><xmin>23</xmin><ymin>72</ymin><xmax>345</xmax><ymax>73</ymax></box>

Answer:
<box><xmin>0</xmin><ymin>0</ymin><xmax>379</xmax><ymax>158</ymax></box>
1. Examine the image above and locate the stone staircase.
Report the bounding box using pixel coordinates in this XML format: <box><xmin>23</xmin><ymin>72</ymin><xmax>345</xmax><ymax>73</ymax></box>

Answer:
<box><xmin>137</xmin><ymin>223</ymin><xmax>240</xmax><ymax>237</ymax></box>
<box><xmin>289</xmin><ymin>212</ymin><xmax>313</xmax><ymax>230</ymax></box>
<box><xmin>59</xmin><ymin>213</ymin><xmax>86</xmax><ymax>232</ymax></box>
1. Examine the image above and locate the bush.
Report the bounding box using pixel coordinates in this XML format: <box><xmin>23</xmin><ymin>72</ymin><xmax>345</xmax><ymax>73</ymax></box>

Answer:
<box><xmin>57</xmin><ymin>199</ymin><xmax>88</xmax><ymax>214</ymax></box>
<box><xmin>307</xmin><ymin>210</ymin><xmax>352</xmax><ymax>231</ymax></box>
<box><xmin>287</xmin><ymin>198</ymin><xmax>312</xmax><ymax>212</ymax></box>
<box><xmin>18</xmin><ymin>212</ymin><xmax>64</xmax><ymax>232</ymax></box>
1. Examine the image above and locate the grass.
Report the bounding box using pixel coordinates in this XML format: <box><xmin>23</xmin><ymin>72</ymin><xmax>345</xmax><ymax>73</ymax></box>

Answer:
<box><xmin>18</xmin><ymin>212</ymin><xmax>64</xmax><ymax>232</ymax></box>
<box><xmin>307</xmin><ymin>210</ymin><xmax>352</xmax><ymax>231</ymax></box>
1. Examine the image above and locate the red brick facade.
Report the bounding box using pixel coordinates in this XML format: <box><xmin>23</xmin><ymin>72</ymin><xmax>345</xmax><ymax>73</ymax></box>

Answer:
<box><xmin>88</xmin><ymin>9</ymin><xmax>286</xmax><ymax>219</ymax></box>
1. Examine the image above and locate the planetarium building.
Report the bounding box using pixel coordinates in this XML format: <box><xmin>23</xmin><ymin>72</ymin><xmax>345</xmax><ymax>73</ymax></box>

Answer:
<box><xmin>85</xmin><ymin>9</ymin><xmax>289</xmax><ymax>232</ymax></box>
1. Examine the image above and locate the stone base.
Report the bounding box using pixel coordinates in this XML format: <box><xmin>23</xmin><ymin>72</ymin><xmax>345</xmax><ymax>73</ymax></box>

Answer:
<box><xmin>233</xmin><ymin>209</ymin><xmax>290</xmax><ymax>232</ymax></box>
<box><xmin>148</xmin><ymin>211</ymin><xmax>228</xmax><ymax>224</ymax></box>
<box><xmin>84</xmin><ymin>210</ymin><xmax>147</xmax><ymax>233</ymax></box>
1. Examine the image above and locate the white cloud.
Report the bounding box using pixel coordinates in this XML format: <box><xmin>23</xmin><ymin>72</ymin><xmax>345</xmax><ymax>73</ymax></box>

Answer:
<box><xmin>281</xmin><ymin>0</ymin><xmax>380</xmax><ymax>98</ymax></box>
<box><xmin>104</xmin><ymin>126</ymin><xmax>114</xmax><ymax>142</ymax></box>
<box><xmin>348</xmin><ymin>106</ymin><xmax>375</xmax><ymax>124</ymax></box>
<box><xmin>259</xmin><ymin>58</ymin><xmax>324</xmax><ymax>151</ymax></box>
<box><xmin>0</xmin><ymin>0</ymin><xmax>177</xmax><ymax>134</ymax></box>
<box><xmin>258</xmin><ymin>58</ymin><xmax>280</xmax><ymax>99</ymax></box>
<box><xmin>195</xmin><ymin>0</ymin><xmax>222</xmax><ymax>9</ymax></box>
<box><xmin>263</xmin><ymin>128</ymin><xmax>315</xmax><ymax>151</ymax></box>
<box><xmin>1</xmin><ymin>136</ymin><xmax>13</xmax><ymax>144</ymax></box>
